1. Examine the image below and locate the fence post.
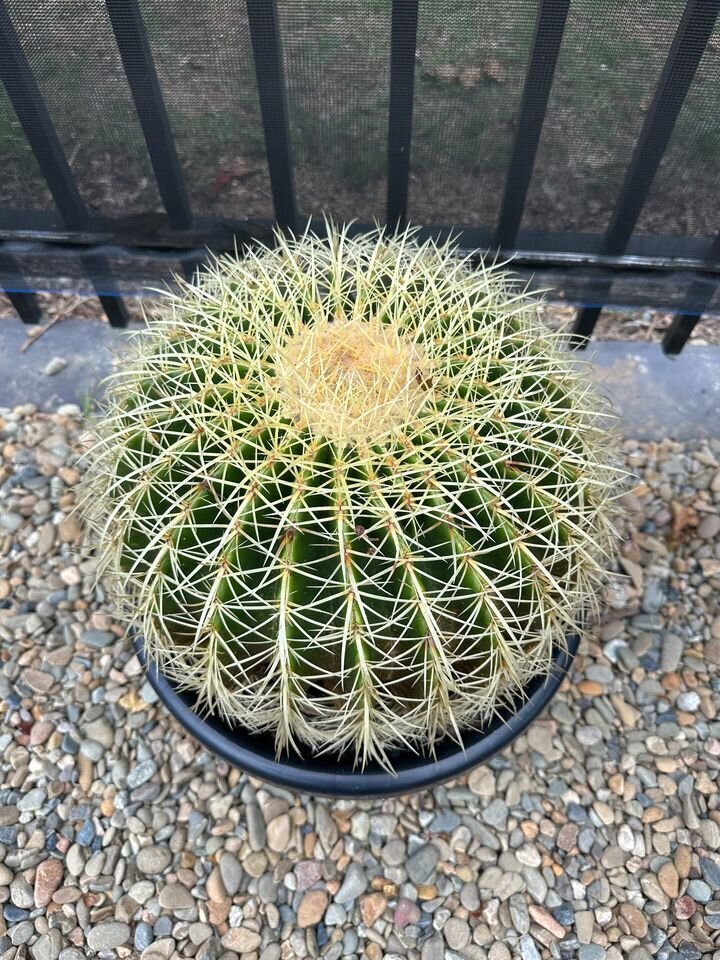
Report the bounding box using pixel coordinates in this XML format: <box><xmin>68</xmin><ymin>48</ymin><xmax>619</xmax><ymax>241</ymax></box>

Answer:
<box><xmin>0</xmin><ymin>251</ymin><xmax>42</xmax><ymax>323</ymax></box>
<box><xmin>572</xmin><ymin>0</ymin><xmax>720</xmax><ymax>347</ymax></box>
<box><xmin>662</xmin><ymin>234</ymin><xmax>720</xmax><ymax>354</ymax></box>
<box><xmin>494</xmin><ymin>0</ymin><xmax>570</xmax><ymax>249</ymax></box>
<box><xmin>0</xmin><ymin>0</ymin><xmax>130</xmax><ymax>325</ymax></box>
<box><xmin>246</xmin><ymin>0</ymin><xmax>297</xmax><ymax>231</ymax></box>
<box><xmin>386</xmin><ymin>0</ymin><xmax>419</xmax><ymax>230</ymax></box>
<box><xmin>106</xmin><ymin>0</ymin><xmax>193</xmax><ymax>231</ymax></box>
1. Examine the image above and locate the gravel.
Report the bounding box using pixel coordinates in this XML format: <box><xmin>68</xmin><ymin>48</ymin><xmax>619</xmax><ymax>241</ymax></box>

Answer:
<box><xmin>2</xmin><ymin>405</ymin><xmax>720</xmax><ymax>960</ymax></box>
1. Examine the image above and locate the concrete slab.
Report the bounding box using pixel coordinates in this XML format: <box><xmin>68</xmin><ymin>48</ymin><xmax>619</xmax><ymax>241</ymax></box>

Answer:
<box><xmin>1</xmin><ymin>315</ymin><xmax>719</xmax><ymax>439</ymax></box>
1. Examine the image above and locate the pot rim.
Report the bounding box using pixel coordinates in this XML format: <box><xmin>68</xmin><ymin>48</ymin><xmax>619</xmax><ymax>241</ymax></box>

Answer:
<box><xmin>133</xmin><ymin>632</ymin><xmax>580</xmax><ymax>797</ymax></box>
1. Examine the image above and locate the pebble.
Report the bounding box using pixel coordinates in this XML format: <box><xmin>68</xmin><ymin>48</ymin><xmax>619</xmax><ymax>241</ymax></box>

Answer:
<box><xmin>685</xmin><ymin>879</ymin><xmax>711</xmax><ymax>903</ymax></box>
<box><xmin>126</xmin><ymin>759</ymin><xmax>157</xmax><ymax>788</ymax></box>
<box><xmin>700</xmin><ymin>857</ymin><xmax>720</xmax><ymax>889</ymax></box>
<box><xmin>85</xmin><ymin>922</ymin><xmax>131</xmax><ymax>951</ymax></box>
<box><xmin>518</xmin><ymin>933</ymin><xmax>542</xmax><ymax>960</ymax></box>
<box><xmin>334</xmin><ymin>862</ymin><xmax>368</xmax><ymax>903</ymax></box>
<box><xmin>394</xmin><ymin>898</ymin><xmax>421</xmax><ymax>928</ymax></box>
<box><xmin>246</xmin><ymin>802</ymin><xmax>266</xmax><ymax>850</ymax></box>
<box><xmin>674</xmin><ymin>896</ymin><xmax>697</xmax><ymax>920</ymax></box>
<box><xmin>509</xmin><ymin>892</ymin><xmax>530</xmax><ymax>934</ymax></box>
<box><xmin>676</xmin><ymin>691</ymin><xmax>700</xmax><ymax>711</ymax></box>
<box><xmin>359</xmin><ymin>892</ymin><xmax>386</xmax><ymax>926</ymax></box>
<box><xmin>33</xmin><ymin>857</ymin><xmax>64</xmax><ymax>906</ymax></box>
<box><xmin>579</xmin><ymin>947</ymin><xmax>606</xmax><ymax>960</ymax></box>
<box><xmin>443</xmin><ymin>917</ymin><xmax>471</xmax><ymax>949</ymax></box>
<box><xmin>406</xmin><ymin>844</ymin><xmax>439</xmax><ymax>884</ymax></box>
<box><xmin>421</xmin><ymin>937</ymin><xmax>445</xmax><ymax>960</ymax></box>
<box><xmin>158</xmin><ymin>883</ymin><xmax>194</xmax><ymax>911</ymax></box>
<box><xmin>43</xmin><ymin>357</ymin><xmax>68</xmax><ymax>376</ymax></box>
<box><xmin>221</xmin><ymin>928</ymin><xmax>262</xmax><ymax>952</ymax></box>
<box><xmin>575</xmin><ymin>909</ymin><xmax>595</xmax><ymax>943</ymax></box>
<box><xmin>698</xmin><ymin>514</ymin><xmax>720</xmax><ymax>539</ymax></box>
<box><xmin>529</xmin><ymin>903</ymin><xmax>566</xmax><ymax>937</ymax></box>
<box><xmin>661</xmin><ymin>632</ymin><xmax>684</xmax><ymax>672</ymax></box>
<box><xmin>136</xmin><ymin>845</ymin><xmax>171</xmax><ymax>874</ymax></box>
<box><xmin>657</xmin><ymin>862</ymin><xmax>679</xmax><ymax>898</ymax></box>
<box><xmin>298</xmin><ymin>889</ymin><xmax>328</xmax><ymax>928</ymax></box>
<box><xmin>219</xmin><ymin>851</ymin><xmax>243</xmax><ymax>895</ymax></box>
<box><xmin>266</xmin><ymin>813</ymin><xmax>291</xmax><ymax>852</ymax></box>
<box><xmin>620</xmin><ymin>903</ymin><xmax>648</xmax><ymax>938</ymax></box>
<box><xmin>489</xmin><ymin>946</ymin><xmax>512</xmax><ymax>960</ymax></box>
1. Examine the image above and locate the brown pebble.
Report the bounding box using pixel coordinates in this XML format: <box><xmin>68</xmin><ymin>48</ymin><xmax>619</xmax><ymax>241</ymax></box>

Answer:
<box><xmin>298</xmin><ymin>889</ymin><xmax>328</xmax><ymax>928</ymax></box>
<box><xmin>657</xmin><ymin>862</ymin><xmax>679</xmax><ymax>898</ymax></box>
<box><xmin>619</xmin><ymin>902</ymin><xmax>648</xmax><ymax>938</ymax></box>
<box><xmin>207</xmin><ymin>897</ymin><xmax>230</xmax><ymax>925</ymax></box>
<box><xmin>34</xmin><ymin>857</ymin><xmax>64</xmax><ymax>907</ymax></box>
<box><xmin>23</xmin><ymin>669</ymin><xmax>54</xmax><ymax>694</ymax></box>
<box><xmin>528</xmin><ymin>903</ymin><xmax>566</xmax><ymax>938</ymax></box>
<box><xmin>359</xmin><ymin>892</ymin><xmax>387</xmax><ymax>926</ymax></box>
<box><xmin>220</xmin><ymin>928</ymin><xmax>261</xmax><ymax>952</ymax></box>
<box><xmin>416</xmin><ymin>883</ymin><xmax>438</xmax><ymax>899</ymax></box>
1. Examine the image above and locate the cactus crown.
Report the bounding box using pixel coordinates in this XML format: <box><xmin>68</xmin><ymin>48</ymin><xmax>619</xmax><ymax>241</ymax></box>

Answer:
<box><xmin>83</xmin><ymin>226</ymin><xmax>619</xmax><ymax>769</ymax></box>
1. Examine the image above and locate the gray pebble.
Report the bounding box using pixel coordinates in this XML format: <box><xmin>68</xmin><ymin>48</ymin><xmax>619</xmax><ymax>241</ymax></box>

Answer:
<box><xmin>421</xmin><ymin>936</ymin><xmax>445</xmax><ymax>960</ymax></box>
<box><xmin>406</xmin><ymin>844</ymin><xmax>439</xmax><ymax>884</ymax></box>
<box><xmin>0</xmin><ymin>511</ymin><xmax>23</xmax><ymax>533</ymax></box>
<box><xmin>136</xmin><ymin>845</ymin><xmax>172</xmax><ymax>875</ymax></box>
<box><xmin>134</xmin><ymin>922</ymin><xmax>154</xmax><ymax>951</ymax></box>
<box><xmin>80</xmin><ymin>629</ymin><xmax>115</xmax><ymax>648</ymax></box>
<box><xmin>578</xmin><ymin>947</ymin><xmax>607</xmax><ymax>960</ymax></box>
<box><xmin>126</xmin><ymin>759</ymin><xmax>157</xmax><ymax>789</ymax></box>
<box><xmin>518</xmin><ymin>933</ymin><xmax>542</xmax><ymax>960</ymax></box>
<box><xmin>86</xmin><ymin>922</ymin><xmax>131</xmax><ymax>951</ymax></box>
<box><xmin>661</xmin><ymin>632</ymin><xmax>684</xmax><ymax>672</ymax></box>
<box><xmin>700</xmin><ymin>857</ymin><xmax>720</xmax><ymax>890</ymax></box>
<box><xmin>246</xmin><ymin>802</ymin><xmax>266</xmax><ymax>850</ymax></box>
<box><xmin>10</xmin><ymin>921</ymin><xmax>34</xmax><ymax>946</ymax></box>
<box><xmin>219</xmin><ymin>851</ymin><xmax>243</xmax><ymax>896</ymax></box>
<box><xmin>43</xmin><ymin>357</ymin><xmax>68</xmax><ymax>377</ymax></box>
<box><xmin>482</xmin><ymin>798</ymin><xmax>509</xmax><ymax>829</ymax></box>
<box><xmin>686</xmin><ymin>879</ymin><xmax>712</xmax><ymax>902</ymax></box>
<box><xmin>334</xmin><ymin>862</ymin><xmax>368</xmax><ymax>903</ymax></box>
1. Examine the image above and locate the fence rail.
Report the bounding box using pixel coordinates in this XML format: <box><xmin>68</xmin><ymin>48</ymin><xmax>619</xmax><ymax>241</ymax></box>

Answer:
<box><xmin>1</xmin><ymin>0</ymin><xmax>719</xmax><ymax>354</ymax></box>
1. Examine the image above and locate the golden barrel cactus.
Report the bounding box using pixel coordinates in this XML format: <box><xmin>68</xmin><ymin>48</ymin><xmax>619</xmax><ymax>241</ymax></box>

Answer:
<box><xmin>83</xmin><ymin>228</ymin><xmax>618</xmax><ymax>768</ymax></box>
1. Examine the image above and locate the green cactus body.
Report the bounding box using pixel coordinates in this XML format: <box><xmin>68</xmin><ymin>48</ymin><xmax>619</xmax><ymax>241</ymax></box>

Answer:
<box><xmin>84</xmin><ymin>228</ymin><xmax>618</xmax><ymax>767</ymax></box>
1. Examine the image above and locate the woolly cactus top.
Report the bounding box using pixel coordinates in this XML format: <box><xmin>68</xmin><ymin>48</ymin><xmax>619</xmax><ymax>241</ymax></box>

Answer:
<box><xmin>84</xmin><ymin>228</ymin><xmax>619</xmax><ymax>768</ymax></box>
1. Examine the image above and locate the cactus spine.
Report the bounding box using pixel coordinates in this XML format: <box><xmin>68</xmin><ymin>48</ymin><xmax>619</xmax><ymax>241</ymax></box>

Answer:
<box><xmin>83</xmin><ymin>227</ymin><xmax>618</xmax><ymax>768</ymax></box>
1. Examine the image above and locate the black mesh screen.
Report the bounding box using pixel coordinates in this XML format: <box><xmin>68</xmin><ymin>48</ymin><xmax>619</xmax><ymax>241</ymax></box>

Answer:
<box><xmin>636</xmin><ymin>18</ymin><xmax>720</xmax><ymax>237</ymax></box>
<box><xmin>522</xmin><ymin>0</ymin><xmax>683</xmax><ymax>235</ymax></box>
<box><xmin>4</xmin><ymin>0</ymin><xmax>161</xmax><ymax>219</ymax></box>
<box><xmin>281</xmin><ymin>0</ymin><xmax>389</xmax><ymax>222</ymax></box>
<box><xmin>409</xmin><ymin>0</ymin><xmax>537</xmax><ymax>227</ymax></box>
<box><xmin>0</xmin><ymin>83</ymin><xmax>51</xmax><ymax>210</ymax></box>
<box><xmin>0</xmin><ymin>0</ymin><xmax>718</xmax><ymax>324</ymax></box>
<box><xmin>143</xmin><ymin>0</ymin><xmax>274</xmax><ymax>221</ymax></box>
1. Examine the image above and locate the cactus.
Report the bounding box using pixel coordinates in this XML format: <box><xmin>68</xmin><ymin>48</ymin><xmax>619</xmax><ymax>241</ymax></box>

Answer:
<box><xmin>83</xmin><ymin>226</ymin><xmax>619</xmax><ymax>768</ymax></box>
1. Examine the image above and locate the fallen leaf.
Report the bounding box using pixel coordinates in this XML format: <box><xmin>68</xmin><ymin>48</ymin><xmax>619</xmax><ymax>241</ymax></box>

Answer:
<box><xmin>670</xmin><ymin>501</ymin><xmax>698</xmax><ymax>540</ymax></box>
<box><xmin>619</xmin><ymin>556</ymin><xmax>643</xmax><ymax>592</ymax></box>
<box><xmin>118</xmin><ymin>688</ymin><xmax>146</xmax><ymax>713</ymax></box>
<box><xmin>482</xmin><ymin>58</ymin><xmax>508</xmax><ymax>83</ymax></box>
<box><xmin>208</xmin><ymin>162</ymin><xmax>258</xmax><ymax>198</ymax></box>
<box><xmin>422</xmin><ymin>63</ymin><xmax>461</xmax><ymax>83</ymax></box>
<box><xmin>459</xmin><ymin>66</ymin><xmax>483</xmax><ymax>88</ymax></box>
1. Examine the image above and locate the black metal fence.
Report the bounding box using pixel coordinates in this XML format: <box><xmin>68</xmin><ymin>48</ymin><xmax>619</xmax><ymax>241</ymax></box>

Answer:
<box><xmin>0</xmin><ymin>0</ymin><xmax>719</xmax><ymax>354</ymax></box>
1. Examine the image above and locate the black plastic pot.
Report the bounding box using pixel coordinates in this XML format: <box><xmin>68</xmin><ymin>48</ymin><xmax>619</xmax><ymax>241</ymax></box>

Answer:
<box><xmin>134</xmin><ymin>633</ymin><xmax>580</xmax><ymax>797</ymax></box>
